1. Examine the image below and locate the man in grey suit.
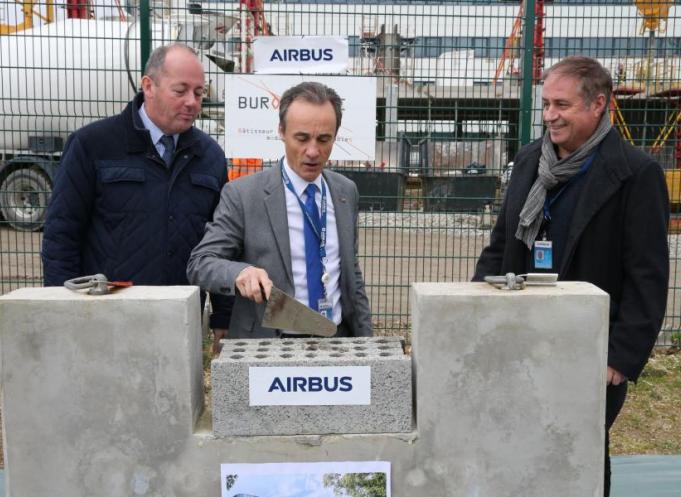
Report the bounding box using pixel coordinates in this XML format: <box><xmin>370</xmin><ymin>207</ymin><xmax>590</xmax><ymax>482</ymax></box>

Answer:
<box><xmin>187</xmin><ymin>81</ymin><xmax>372</xmax><ymax>343</ymax></box>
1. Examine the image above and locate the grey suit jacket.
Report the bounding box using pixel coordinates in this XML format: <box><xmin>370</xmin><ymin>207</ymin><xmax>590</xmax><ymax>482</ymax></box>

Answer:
<box><xmin>187</xmin><ymin>164</ymin><xmax>372</xmax><ymax>338</ymax></box>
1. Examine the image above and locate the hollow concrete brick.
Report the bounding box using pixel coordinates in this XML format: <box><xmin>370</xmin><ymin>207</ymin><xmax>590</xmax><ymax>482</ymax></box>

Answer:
<box><xmin>211</xmin><ymin>336</ymin><xmax>413</xmax><ymax>436</ymax></box>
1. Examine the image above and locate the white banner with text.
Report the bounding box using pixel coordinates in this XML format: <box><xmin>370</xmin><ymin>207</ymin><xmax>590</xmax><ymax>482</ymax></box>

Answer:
<box><xmin>223</xmin><ymin>74</ymin><xmax>376</xmax><ymax>160</ymax></box>
<box><xmin>253</xmin><ymin>36</ymin><xmax>349</xmax><ymax>74</ymax></box>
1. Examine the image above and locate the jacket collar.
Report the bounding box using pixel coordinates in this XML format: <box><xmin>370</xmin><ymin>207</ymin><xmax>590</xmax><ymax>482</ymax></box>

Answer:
<box><xmin>122</xmin><ymin>92</ymin><xmax>204</xmax><ymax>157</ymax></box>
<box><xmin>263</xmin><ymin>163</ymin><xmax>294</xmax><ymax>287</ymax></box>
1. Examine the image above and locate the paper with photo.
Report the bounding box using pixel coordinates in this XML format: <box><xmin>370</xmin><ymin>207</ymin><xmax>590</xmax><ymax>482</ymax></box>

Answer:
<box><xmin>220</xmin><ymin>460</ymin><xmax>391</xmax><ymax>497</ymax></box>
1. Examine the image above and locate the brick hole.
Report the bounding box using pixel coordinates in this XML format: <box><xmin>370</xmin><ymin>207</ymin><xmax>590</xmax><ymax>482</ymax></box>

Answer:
<box><xmin>233</xmin><ymin>348</ymin><xmax>246</xmax><ymax>353</ymax></box>
<box><xmin>329</xmin><ymin>340</ymin><xmax>343</xmax><ymax>344</ymax></box>
<box><xmin>352</xmin><ymin>340</ymin><xmax>364</xmax><ymax>344</ymax></box>
<box><xmin>353</xmin><ymin>346</ymin><xmax>366</xmax><ymax>350</ymax></box>
<box><xmin>379</xmin><ymin>352</ymin><xmax>394</xmax><ymax>356</ymax></box>
<box><xmin>329</xmin><ymin>353</ymin><xmax>342</xmax><ymax>357</ymax></box>
<box><xmin>376</xmin><ymin>339</ymin><xmax>389</xmax><ymax>344</ymax></box>
<box><xmin>307</xmin><ymin>340</ymin><xmax>319</xmax><ymax>345</ymax></box>
<box><xmin>255</xmin><ymin>354</ymin><xmax>269</xmax><ymax>359</ymax></box>
<box><xmin>282</xmin><ymin>341</ymin><xmax>295</xmax><ymax>345</ymax></box>
<box><xmin>230</xmin><ymin>355</ymin><xmax>244</xmax><ymax>360</ymax></box>
<box><xmin>257</xmin><ymin>348</ymin><xmax>269</xmax><ymax>352</ymax></box>
<box><xmin>378</xmin><ymin>345</ymin><xmax>391</xmax><ymax>350</ymax></box>
<box><xmin>355</xmin><ymin>353</ymin><xmax>367</xmax><ymax>357</ymax></box>
<box><xmin>305</xmin><ymin>353</ymin><xmax>317</xmax><ymax>358</ymax></box>
<box><xmin>281</xmin><ymin>347</ymin><xmax>293</xmax><ymax>351</ymax></box>
<box><xmin>258</xmin><ymin>341</ymin><xmax>272</xmax><ymax>346</ymax></box>
<box><xmin>280</xmin><ymin>354</ymin><xmax>293</xmax><ymax>358</ymax></box>
<box><xmin>306</xmin><ymin>345</ymin><xmax>319</xmax><ymax>351</ymax></box>
<box><xmin>234</xmin><ymin>341</ymin><xmax>248</xmax><ymax>346</ymax></box>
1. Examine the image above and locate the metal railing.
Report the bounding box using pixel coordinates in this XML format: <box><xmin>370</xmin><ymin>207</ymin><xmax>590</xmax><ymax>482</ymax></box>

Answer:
<box><xmin>1</xmin><ymin>0</ymin><xmax>680</xmax><ymax>345</ymax></box>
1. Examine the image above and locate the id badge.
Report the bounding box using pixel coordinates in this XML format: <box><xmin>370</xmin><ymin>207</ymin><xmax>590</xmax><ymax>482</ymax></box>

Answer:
<box><xmin>533</xmin><ymin>240</ymin><xmax>553</xmax><ymax>270</ymax></box>
<box><xmin>318</xmin><ymin>298</ymin><xmax>332</xmax><ymax>320</ymax></box>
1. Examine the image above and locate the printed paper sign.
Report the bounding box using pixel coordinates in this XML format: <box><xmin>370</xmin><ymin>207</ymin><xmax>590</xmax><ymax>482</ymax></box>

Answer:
<box><xmin>224</xmin><ymin>74</ymin><xmax>376</xmax><ymax>160</ymax></box>
<box><xmin>254</xmin><ymin>36</ymin><xmax>349</xmax><ymax>74</ymax></box>
<box><xmin>221</xmin><ymin>461</ymin><xmax>391</xmax><ymax>497</ymax></box>
<box><xmin>249</xmin><ymin>366</ymin><xmax>371</xmax><ymax>406</ymax></box>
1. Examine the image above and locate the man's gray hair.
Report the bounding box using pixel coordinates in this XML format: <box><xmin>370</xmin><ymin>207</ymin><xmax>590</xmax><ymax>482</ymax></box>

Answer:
<box><xmin>143</xmin><ymin>44</ymin><xmax>197</xmax><ymax>80</ymax></box>
<box><xmin>279</xmin><ymin>82</ymin><xmax>343</xmax><ymax>132</ymax></box>
<box><xmin>541</xmin><ymin>56</ymin><xmax>613</xmax><ymax>108</ymax></box>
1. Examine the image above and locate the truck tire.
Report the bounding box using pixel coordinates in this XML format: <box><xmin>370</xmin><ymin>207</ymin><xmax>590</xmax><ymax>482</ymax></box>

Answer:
<box><xmin>0</xmin><ymin>168</ymin><xmax>52</xmax><ymax>231</ymax></box>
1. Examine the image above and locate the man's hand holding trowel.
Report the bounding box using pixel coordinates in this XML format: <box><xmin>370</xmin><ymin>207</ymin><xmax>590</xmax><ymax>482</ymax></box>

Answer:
<box><xmin>235</xmin><ymin>267</ymin><xmax>273</xmax><ymax>304</ymax></box>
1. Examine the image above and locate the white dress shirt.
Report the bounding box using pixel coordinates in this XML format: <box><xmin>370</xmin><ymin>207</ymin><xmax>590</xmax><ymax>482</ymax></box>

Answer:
<box><xmin>282</xmin><ymin>159</ymin><xmax>342</xmax><ymax>327</ymax></box>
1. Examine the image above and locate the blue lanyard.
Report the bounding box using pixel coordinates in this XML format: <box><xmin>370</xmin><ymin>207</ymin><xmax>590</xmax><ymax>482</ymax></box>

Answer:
<box><xmin>281</xmin><ymin>163</ymin><xmax>328</xmax><ymax>267</ymax></box>
<box><xmin>543</xmin><ymin>153</ymin><xmax>596</xmax><ymax>221</ymax></box>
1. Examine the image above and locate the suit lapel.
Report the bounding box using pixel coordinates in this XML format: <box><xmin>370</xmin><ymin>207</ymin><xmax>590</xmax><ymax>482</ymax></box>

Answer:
<box><xmin>560</xmin><ymin>131</ymin><xmax>631</xmax><ymax>275</ymax></box>
<box><xmin>264</xmin><ymin>162</ymin><xmax>294</xmax><ymax>287</ymax></box>
<box><xmin>324</xmin><ymin>171</ymin><xmax>352</xmax><ymax>281</ymax></box>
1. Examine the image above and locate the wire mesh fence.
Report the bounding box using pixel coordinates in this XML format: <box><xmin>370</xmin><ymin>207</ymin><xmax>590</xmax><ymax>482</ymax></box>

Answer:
<box><xmin>0</xmin><ymin>0</ymin><xmax>680</xmax><ymax>345</ymax></box>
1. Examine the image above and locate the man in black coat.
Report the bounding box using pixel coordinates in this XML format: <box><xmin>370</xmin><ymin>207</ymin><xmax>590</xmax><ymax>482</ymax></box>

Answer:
<box><xmin>474</xmin><ymin>56</ymin><xmax>669</xmax><ymax>496</ymax></box>
<box><xmin>42</xmin><ymin>44</ymin><xmax>232</xmax><ymax>338</ymax></box>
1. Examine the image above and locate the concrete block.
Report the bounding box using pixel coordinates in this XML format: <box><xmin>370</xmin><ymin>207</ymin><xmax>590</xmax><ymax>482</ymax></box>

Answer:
<box><xmin>0</xmin><ymin>286</ymin><xmax>204</xmax><ymax>497</ymax></box>
<box><xmin>211</xmin><ymin>336</ymin><xmax>412</xmax><ymax>436</ymax></box>
<box><xmin>411</xmin><ymin>281</ymin><xmax>609</xmax><ymax>497</ymax></box>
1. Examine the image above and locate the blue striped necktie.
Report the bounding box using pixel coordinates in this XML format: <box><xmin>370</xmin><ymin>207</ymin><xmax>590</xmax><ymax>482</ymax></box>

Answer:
<box><xmin>303</xmin><ymin>184</ymin><xmax>324</xmax><ymax>311</ymax></box>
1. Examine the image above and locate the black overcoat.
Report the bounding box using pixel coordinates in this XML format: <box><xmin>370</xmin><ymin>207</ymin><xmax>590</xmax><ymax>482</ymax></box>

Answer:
<box><xmin>474</xmin><ymin>129</ymin><xmax>669</xmax><ymax>381</ymax></box>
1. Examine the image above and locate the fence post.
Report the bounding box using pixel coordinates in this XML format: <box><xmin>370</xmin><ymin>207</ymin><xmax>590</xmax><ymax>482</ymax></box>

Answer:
<box><xmin>519</xmin><ymin>0</ymin><xmax>536</xmax><ymax>146</ymax></box>
<box><xmin>139</xmin><ymin>0</ymin><xmax>151</xmax><ymax>76</ymax></box>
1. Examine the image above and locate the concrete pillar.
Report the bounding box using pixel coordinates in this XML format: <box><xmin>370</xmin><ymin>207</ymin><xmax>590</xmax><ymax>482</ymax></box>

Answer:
<box><xmin>0</xmin><ymin>286</ymin><xmax>204</xmax><ymax>497</ymax></box>
<box><xmin>410</xmin><ymin>282</ymin><xmax>609</xmax><ymax>497</ymax></box>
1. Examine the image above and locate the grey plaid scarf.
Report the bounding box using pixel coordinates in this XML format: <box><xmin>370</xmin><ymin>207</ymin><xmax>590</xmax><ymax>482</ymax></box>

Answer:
<box><xmin>515</xmin><ymin>111</ymin><xmax>612</xmax><ymax>249</ymax></box>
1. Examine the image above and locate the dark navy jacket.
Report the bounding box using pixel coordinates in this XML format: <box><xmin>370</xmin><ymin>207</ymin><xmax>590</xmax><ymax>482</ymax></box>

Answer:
<box><xmin>42</xmin><ymin>93</ymin><xmax>232</xmax><ymax>326</ymax></box>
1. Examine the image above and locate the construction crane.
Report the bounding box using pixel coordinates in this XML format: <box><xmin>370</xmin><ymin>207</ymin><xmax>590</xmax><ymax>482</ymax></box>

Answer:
<box><xmin>228</xmin><ymin>0</ymin><xmax>271</xmax><ymax>181</ymax></box>
<box><xmin>612</xmin><ymin>2</ymin><xmax>677</xmax><ymax>149</ymax></box>
<box><xmin>629</xmin><ymin>0</ymin><xmax>681</xmax><ymax>229</ymax></box>
<box><xmin>493</xmin><ymin>0</ymin><xmax>545</xmax><ymax>87</ymax></box>
<box><xmin>639</xmin><ymin>0</ymin><xmax>678</xmax><ymax>156</ymax></box>
<box><xmin>635</xmin><ymin>0</ymin><xmax>679</xmax><ymax>162</ymax></box>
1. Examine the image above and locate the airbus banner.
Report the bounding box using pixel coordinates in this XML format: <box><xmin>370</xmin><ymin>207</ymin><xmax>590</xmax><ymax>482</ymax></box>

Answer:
<box><xmin>249</xmin><ymin>366</ymin><xmax>371</xmax><ymax>406</ymax></box>
<box><xmin>224</xmin><ymin>74</ymin><xmax>376</xmax><ymax>160</ymax></box>
<box><xmin>253</xmin><ymin>36</ymin><xmax>349</xmax><ymax>74</ymax></box>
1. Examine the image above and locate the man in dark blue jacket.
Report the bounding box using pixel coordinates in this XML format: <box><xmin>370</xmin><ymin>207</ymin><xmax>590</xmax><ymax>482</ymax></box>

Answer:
<box><xmin>42</xmin><ymin>43</ymin><xmax>232</xmax><ymax>335</ymax></box>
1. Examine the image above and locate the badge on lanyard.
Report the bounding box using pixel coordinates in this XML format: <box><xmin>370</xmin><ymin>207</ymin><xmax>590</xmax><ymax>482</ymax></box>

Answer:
<box><xmin>317</xmin><ymin>298</ymin><xmax>332</xmax><ymax>320</ymax></box>
<box><xmin>533</xmin><ymin>240</ymin><xmax>553</xmax><ymax>270</ymax></box>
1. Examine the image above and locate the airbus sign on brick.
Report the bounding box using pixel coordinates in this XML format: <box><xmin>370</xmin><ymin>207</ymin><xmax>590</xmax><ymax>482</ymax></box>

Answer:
<box><xmin>249</xmin><ymin>366</ymin><xmax>371</xmax><ymax>406</ymax></box>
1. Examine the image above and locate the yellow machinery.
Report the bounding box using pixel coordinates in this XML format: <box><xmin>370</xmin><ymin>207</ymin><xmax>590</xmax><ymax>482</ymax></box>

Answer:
<box><xmin>642</xmin><ymin>0</ymin><xmax>681</xmax><ymax>209</ymax></box>
<box><xmin>628</xmin><ymin>1</ymin><xmax>681</xmax><ymax>216</ymax></box>
<box><xmin>635</xmin><ymin>0</ymin><xmax>673</xmax><ymax>33</ymax></box>
<box><xmin>0</xmin><ymin>0</ymin><xmax>55</xmax><ymax>35</ymax></box>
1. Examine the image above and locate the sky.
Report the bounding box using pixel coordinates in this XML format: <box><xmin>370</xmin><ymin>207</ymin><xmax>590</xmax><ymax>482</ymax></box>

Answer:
<box><xmin>228</xmin><ymin>472</ymin><xmax>338</xmax><ymax>497</ymax></box>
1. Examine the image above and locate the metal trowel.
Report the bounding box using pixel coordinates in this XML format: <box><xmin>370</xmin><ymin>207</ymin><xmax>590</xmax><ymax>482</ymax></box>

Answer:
<box><xmin>261</xmin><ymin>286</ymin><xmax>337</xmax><ymax>337</ymax></box>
